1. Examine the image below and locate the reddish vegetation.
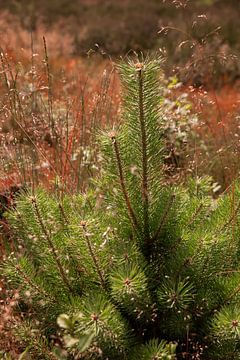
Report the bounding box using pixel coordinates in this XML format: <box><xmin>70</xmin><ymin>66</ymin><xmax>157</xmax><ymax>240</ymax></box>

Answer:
<box><xmin>186</xmin><ymin>84</ymin><xmax>240</xmax><ymax>187</ymax></box>
<box><xmin>0</xmin><ymin>52</ymin><xmax>120</xmax><ymax>195</ymax></box>
<box><xmin>1</xmin><ymin>45</ymin><xmax>240</xmax><ymax>197</ymax></box>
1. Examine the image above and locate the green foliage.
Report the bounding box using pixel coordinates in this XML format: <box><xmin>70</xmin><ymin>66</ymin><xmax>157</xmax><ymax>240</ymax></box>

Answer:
<box><xmin>210</xmin><ymin>305</ymin><xmax>240</xmax><ymax>359</ymax></box>
<box><xmin>2</xmin><ymin>57</ymin><xmax>240</xmax><ymax>359</ymax></box>
<box><xmin>131</xmin><ymin>339</ymin><xmax>177</xmax><ymax>360</ymax></box>
<box><xmin>158</xmin><ymin>278</ymin><xmax>195</xmax><ymax>311</ymax></box>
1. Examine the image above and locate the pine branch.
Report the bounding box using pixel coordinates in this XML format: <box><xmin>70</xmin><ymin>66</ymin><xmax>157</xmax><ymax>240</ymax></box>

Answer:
<box><xmin>110</xmin><ymin>132</ymin><xmax>139</xmax><ymax>233</ymax></box>
<box><xmin>207</xmin><ymin>283</ymin><xmax>240</xmax><ymax>319</ymax></box>
<box><xmin>193</xmin><ymin>197</ymin><xmax>240</xmax><ymax>273</ymax></box>
<box><xmin>31</xmin><ymin>196</ymin><xmax>73</xmax><ymax>294</ymax></box>
<box><xmin>58</xmin><ymin>202</ymin><xmax>69</xmax><ymax>225</ymax></box>
<box><xmin>186</xmin><ymin>203</ymin><xmax>204</xmax><ymax>227</ymax></box>
<box><xmin>13</xmin><ymin>261</ymin><xmax>50</xmax><ymax>299</ymax></box>
<box><xmin>80</xmin><ymin>220</ymin><xmax>107</xmax><ymax>290</ymax></box>
<box><xmin>152</xmin><ymin>194</ymin><xmax>175</xmax><ymax>241</ymax></box>
<box><xmin>220</xmin><ymin>199</ymin><xmax>240</xmax><ymax>232</ymax></box>
<box><xmin>19</xmin><ymin>321</ymin><xmax>60</xmax><ymax>360</ymax></box>
<box><xmin>222</xmin><ymin>284</ymin><xmax>240</xmax><ymax>308</ymax></box>
<box><xmin>137</xmin><ymin>64</ymin><xmax>150</xmax><ymax>246</ymax></box>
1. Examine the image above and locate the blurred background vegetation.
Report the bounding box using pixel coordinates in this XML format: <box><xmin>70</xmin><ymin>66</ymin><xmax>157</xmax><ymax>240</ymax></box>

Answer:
<box><xmin>0</xmin><ymin>0</ymin><xmax>240</xmax><ymax>86</ymax></box>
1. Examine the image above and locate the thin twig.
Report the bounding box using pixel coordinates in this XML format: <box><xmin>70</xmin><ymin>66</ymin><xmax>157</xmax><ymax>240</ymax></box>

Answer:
<box><xmin>43</xmin><ymin>36</ymin><xmax>54</xmax><ymax>132</ymax></box>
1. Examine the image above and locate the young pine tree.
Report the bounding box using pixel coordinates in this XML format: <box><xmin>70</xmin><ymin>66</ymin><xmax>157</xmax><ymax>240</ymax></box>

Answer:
<box><xmin>2</xmin><ymin>57</ymin><xmax>240</xmax><ymax>359</ymax></box>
